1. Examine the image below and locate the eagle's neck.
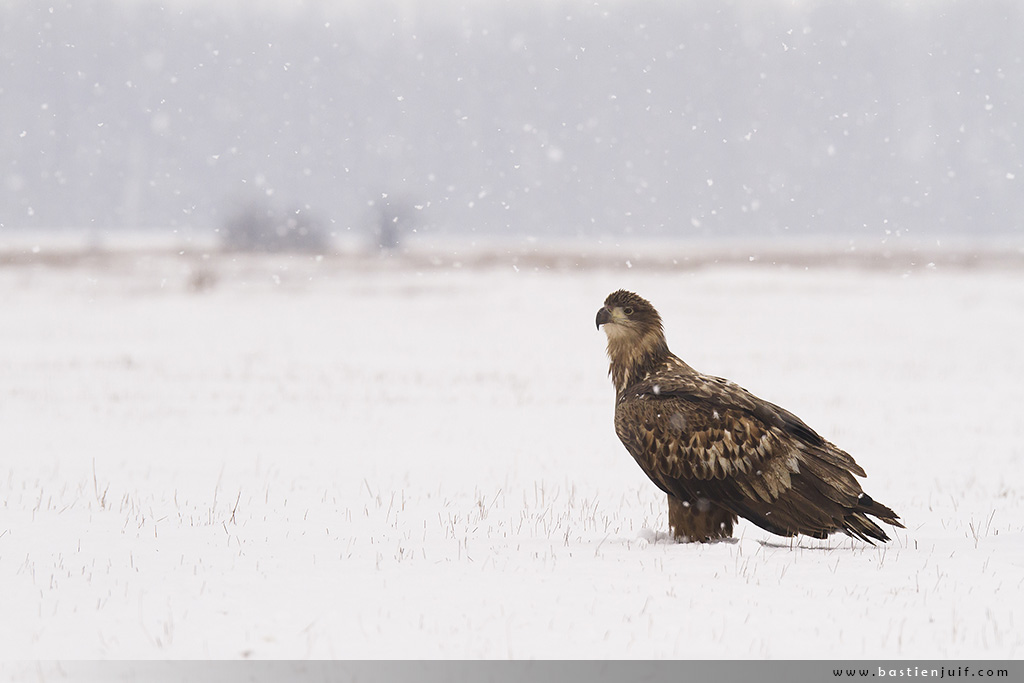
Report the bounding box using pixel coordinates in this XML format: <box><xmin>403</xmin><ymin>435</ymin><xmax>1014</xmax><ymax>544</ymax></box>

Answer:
<box><xmin>605</xmin><ymin>326</ymin><xmax>674</xmax><ymax>396</ymax></box>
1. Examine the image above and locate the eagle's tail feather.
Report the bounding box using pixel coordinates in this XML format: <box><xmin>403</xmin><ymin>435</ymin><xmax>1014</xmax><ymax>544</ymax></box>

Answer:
<box><xmin>795</xmin><ymin>450</ymin><xmax>905</xmax><ymax>542</ymax></box>
<box><xmin>843</xmin><ymin>513</ymin><xmax>890</xmax><ymax>544</ymax></box>
<box><xmin>837</xmin><ymin>493</ymin><xmax>904</xmax><ymax>544</ymax></box>
<box><xmin>744</xmin><ymin>475</ymin><xmax>904</xmax><ymax>544</ymax></box>
<box><xmin>856</xmin><ymin>493</ymin><xmax>904</xmax><ymax>528</ymax></box>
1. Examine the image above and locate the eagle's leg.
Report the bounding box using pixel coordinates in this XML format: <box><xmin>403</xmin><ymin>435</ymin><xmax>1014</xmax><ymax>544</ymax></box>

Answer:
<box><xmin>668</xmin><ymin>494</ymin><xmax>737</xmax><ymax>542</ymax></box>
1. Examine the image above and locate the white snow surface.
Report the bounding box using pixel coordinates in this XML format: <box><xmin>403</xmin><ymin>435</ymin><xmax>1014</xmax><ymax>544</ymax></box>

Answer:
<box><xmin>2</xmin><ymin>246</ymin><xmax>1023</xmax><ymax>659</ymax></box>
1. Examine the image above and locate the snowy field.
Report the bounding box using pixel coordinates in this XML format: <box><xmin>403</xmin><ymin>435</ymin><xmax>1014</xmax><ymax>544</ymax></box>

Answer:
<box><xmin>2</xmin><ymin>241</ymin><xmax>1023</xmax><ymax>660</ymax></box>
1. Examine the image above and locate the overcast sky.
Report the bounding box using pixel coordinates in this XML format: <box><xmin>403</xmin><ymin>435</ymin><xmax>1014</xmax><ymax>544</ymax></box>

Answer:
<box><xmin>2</xmin><ymin>0</ymin><xmax>1022</xmax><ymax>240</ymax></box>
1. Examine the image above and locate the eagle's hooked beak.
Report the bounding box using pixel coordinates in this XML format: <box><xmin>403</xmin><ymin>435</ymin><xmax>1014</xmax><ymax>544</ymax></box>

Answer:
<box><xmin>596</xmin><ymin>306</ymin><xmax>612</xmax><ymax>330</ymax></box>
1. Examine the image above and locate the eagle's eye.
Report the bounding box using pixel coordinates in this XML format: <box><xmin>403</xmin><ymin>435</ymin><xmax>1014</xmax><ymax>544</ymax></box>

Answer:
<box><xmin>623</xmin><ymin>306</ymin><xmax>634</xmax><ymax>316</ymax></box>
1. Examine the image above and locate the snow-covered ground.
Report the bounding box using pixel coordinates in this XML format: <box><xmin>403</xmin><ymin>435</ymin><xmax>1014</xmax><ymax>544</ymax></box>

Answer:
<box><xmin>2</xmin><ymin>243</ymin><xmax>1023</xmax><ymax>659</ymax></box>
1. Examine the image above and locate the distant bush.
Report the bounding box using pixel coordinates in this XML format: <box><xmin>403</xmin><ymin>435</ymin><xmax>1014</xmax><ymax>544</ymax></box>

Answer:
<box><xmin>222</xmin><ymin>202</ymin><xmax>328</xmax><ymax>253</ymax></box>
<box><xmin>373</xmin><ymin>195</ymin><xmax>417</xmax><ymax>251</ymax></box>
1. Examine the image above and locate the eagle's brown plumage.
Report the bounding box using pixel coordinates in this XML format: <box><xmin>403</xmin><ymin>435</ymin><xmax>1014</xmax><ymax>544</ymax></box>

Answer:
<box><xmin>597</xmin><ymin>289</ymin><xmax>903</xmax><ymax>544</ymax></box>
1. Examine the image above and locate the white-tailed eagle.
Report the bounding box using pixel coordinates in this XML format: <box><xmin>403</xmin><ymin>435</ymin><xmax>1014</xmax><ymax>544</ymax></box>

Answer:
<box><xmin>597</xmin><ymin>289</ymin><xmax>902</xmax><ymax>543</ymax></box>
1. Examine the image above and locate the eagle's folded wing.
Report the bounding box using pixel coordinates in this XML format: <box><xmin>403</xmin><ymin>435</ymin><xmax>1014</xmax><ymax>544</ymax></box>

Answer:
<box><xmin>615</xmin><ymin>376</ymin><xmax>901</xmax><ymax>542</ymax></box>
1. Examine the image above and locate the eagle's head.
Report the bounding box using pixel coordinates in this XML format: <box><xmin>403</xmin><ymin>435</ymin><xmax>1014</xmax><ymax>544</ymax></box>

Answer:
<box><xmin>597</xmin><ymin>290</ymin><xmax>671</xmax><ymax>393</ymax></box>
<box><xmin>595</xmin><ymin>289</ymin><xmax>663</xmax><ymax>337</ymax></box>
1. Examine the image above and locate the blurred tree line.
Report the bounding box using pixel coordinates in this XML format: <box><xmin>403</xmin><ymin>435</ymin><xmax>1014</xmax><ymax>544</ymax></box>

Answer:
<box><xmin>1</xmin><ymin>0</ymin><xmax>1021</xmax><ymax>240</ymax></box>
